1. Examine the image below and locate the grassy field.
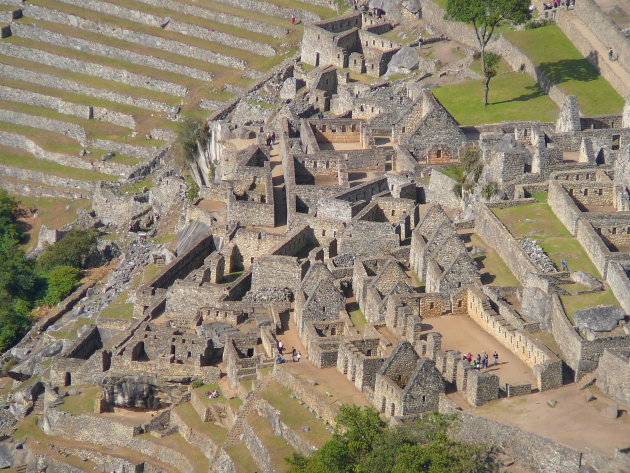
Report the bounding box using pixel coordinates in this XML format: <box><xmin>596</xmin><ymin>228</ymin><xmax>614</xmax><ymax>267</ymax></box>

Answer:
<box><xmin>492</xmin><ymin>199</ymin><xmax>620</xmax><ymax>317</ymax></box>
<box><xmin>503</xmin><ymin>25</ymin><xmax>624</xmax><ymax>115</ymax></box>
<box><xmin>259</xmin><ymin>382</ymin><xmax>332</xmax><ymax>448</ymax></box>
<box><xmin>58</xmin><ymin>386</ymin><xmax>100</xmax><ymax>414</ymax></box>
<box><xmin>468</xmin><ymin>233</ymin><xmax>520</xmax><ymax>287</ymax></box>
<box><xmin>248</xmin><ymin>413</ymin><xmax>295</xmax><ymax>473</ymax></box>
<box><xmin>174</xmin><ymin>402</ymin><xmax>228</xmax><ymax>444</ymax></box>
<box><xmin>434</xmin><ymin>72</ymin><xmax>559</xmax><ymax>125</ymax></box>
<box><xmin>224</xmin><ymin>443</ymin><xmax>259</xmax><ymax>473</ymax></box>
<box><xmin>99</xmin><ymin>292</ymin><xmax>134</xmax><ymax>320</ymax></box>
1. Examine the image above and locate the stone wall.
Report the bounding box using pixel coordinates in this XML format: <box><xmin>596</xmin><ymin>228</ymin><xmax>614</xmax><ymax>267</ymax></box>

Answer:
<box><xmin>0</xmin><ymin>63</ymin><xmax>177</xmax><ymax>113</ymax></box>
<box><xmin>170</xmin><ymin>407</ymin><xmax>220</xmax><ymax>461</ymax></box>
<box><xmin>596</xmin><ymin>347</ymin><xmax>630</xmax><ymax>405</ymax></box>
<box><xmin>255</xmin><ymin>399</ymin><xmax>316</xmax><ymax>455</ymax></box>
<box><xmin>0</xmin><ymin>164</ymin><xmax>94</xmax><ymax>193</ymax></box>
<box><xmin>427</xmin><ymin>170</ymin><xmax>461</xmax><ymax>209</ymax></box>
<box><xmin>548</xmin><ymin>180</ymin><xmax>585</xmax><ymax>235</ymax></box>
<box><xmin>0</xmin><ymin>42</ymin><xmax>188</xmax><ymax>97</ymax></box>
<box><xmin>607</xmin><ymin>262</ymin><xmax>630</xmax><ymax>313</ymax></box>
<box><xmin>0</xmin><ymin>107</ymin><xmax>87</xmax><ymax>145</ymax></box>
<box><xmin>441</xmin><ymin>407</ymin><xmax>583</xmax><ymax>473</ymax></box>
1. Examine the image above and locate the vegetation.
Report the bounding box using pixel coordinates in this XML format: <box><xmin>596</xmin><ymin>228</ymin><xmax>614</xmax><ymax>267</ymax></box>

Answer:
<box><xmin>481</xmin><ymin>181</ymin><xmax>500</xmax><ymax>200</ymax></box>
<box><xmin>41</xmin><ymin>265</ymin><xmax>81</xmax><ymax>306</ymax></box>
<box><xmin>173</xmin><ymin>117</ymin><xmax>209</xmax><ymax>168</ymax></box>
<box><xmin>444</xmin><ymin>148</ymin><xmax>484</xmax><ymax>198</ymax></box>
<box><xmin>190</xmin><ymin>379</ymin><xmax>204</xmax><ymax>389</ymax></box>
<box><xmin>433</xmin><ymin>73</ymin><xmax>558</xmax><ymax>125</ymax></box>
<box><xmin>445</xmin><ymin>0</ymin><xmax>529</xmax><ymax>105</ymax></box>
<box><xmin>503</xmin><ymin>25</ymin><xmax>624</xmax><ymax>115</ymax></box>
<box><xmin>38</xmin><ymin>228</ymin><xmax>100</xmax><ymax>273</ymax></box>
<box><xmin>186</xmin><ymin>176</ymin><xmax>200</xmax><ymax>202</ymax></box>
<box><xmin>287</xmin><ymin>406</ymin><xmax>492</xmax><ymax>473</ymax></box>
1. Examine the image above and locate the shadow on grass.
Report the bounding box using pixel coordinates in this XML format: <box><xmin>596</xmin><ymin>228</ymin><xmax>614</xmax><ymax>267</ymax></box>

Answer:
<box><xmin>539</xmin><ymin>58</ymin><xmax>600</xmax><ymax>84</ymax></box>
<box><xmin>491</xmin><ymin>84</ymin><xmax>546</xmax><ymax>105</ymax></box>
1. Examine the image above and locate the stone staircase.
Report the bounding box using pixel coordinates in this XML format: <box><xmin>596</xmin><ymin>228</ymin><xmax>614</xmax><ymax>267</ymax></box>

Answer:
<box><xmin>0</xmin><ymin>0</ymin><xmax>341</xmax><ymax>201</ymax></box>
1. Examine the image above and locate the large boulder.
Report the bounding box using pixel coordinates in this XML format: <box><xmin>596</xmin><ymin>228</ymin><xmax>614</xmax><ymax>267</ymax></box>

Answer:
<box><xmin>402</xmin><ymin>0</ymin><xmax>421</xmax><ymax>14</ymax></box>
<box><xmin>570</xmin><ymin>271</ymin><xmax>604</xmax><ymax>291</ymax></box>
<box><xmin>386</xmin><ymin>47</ymin><xmax>420</xmax><ymax>75</ymax></box>
<box><xmin>520</xmin><ymin>287</ymin><xmax>552</xmax><ymax>329</ymax></box>
<box><xmin>574</xmin><ymin>305</ymin><xmax>625</xmax><ymax>332</ymax></box>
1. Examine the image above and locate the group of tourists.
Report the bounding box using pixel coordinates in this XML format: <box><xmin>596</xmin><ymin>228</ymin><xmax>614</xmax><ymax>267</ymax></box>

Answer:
<box><xmin>463</xmin><ymin>351</ymin><xmax>499</xmax><ymax>371</ymax></box>
<box><xmin>265</xmin><ymin>131</ymin><xmax>276</xmax><ymax>147</ymax></box>
<box><xmin>276</xmin><ymin>340</ymin><xmax>301</xmax><ymax>364</ymax></box>
<box><xmin>542</xmin><ymin>0</ymin><xmax>575</xmax><ymax>9</ymax></box>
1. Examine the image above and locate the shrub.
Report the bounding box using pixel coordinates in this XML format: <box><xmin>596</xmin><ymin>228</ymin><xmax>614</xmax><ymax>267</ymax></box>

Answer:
<box><xmin>173</xmin><ymin>118</ymin><xmax>209</xmax><ymax>167</ymax></box>
<box><xmin>186</xmin><ymin>177</ymin><xmax>200</xmax><ymax>202</ymax></box>
<box><xmin>42</xmin><ymin>265</ymin><xmax>81</xmax><ymax>306</ymax></box>
<box><xmin>525</xmin><ymin>18</ymin><xmax>553</xmax><ymax>29</ymax></box>
<box><xmin>38</xmin><ymin>229</ymin><xmax>100</xmax><ymax>272</ymax></box>
<box><xmin>191</xmin><ymin>379</ymin><xmax>204</xmax><ymax>389</ymax></box>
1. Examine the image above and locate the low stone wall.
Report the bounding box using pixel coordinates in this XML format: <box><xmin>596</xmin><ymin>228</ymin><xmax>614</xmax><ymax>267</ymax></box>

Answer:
<box><xmin>548</xmin><ymin>180</ymin><xmax>582</xmax><ymax>235</ymax></box>
<box><xmin>33</xmin><ymin>0</ymin><xmax>247</xmax><ymax>69</ymax></box>
<box><xmin>440</xmin><ymin>407</ymin><xmax>583</xmax><ymax>473</ymax></box>
<box><xmin>607</xmin><ymin>261</ymin><xmax>630</xmax><ymax>313</ymax></box>
<box><xmin>92</xmin><ymin>139</ymin><xmax>160</xmax><ymax>161</ymax></box>
<box><xmin>0</xmin><ymin>164</ymin><xmax>94</xmax><ymax>192</ymax></box>
<box><xmin>0</xmin><ymin>178</ymin><xmax>92</xmax><ymax>199</ymax></box>
<box><xmin>241</xmin><ymin>417</ymin><xmax>275</xmax><ymax>473</ymax></box>
<box><xmin>272</xmin><ymin>364</ymin><xmax>339</xmax><ymax>426</ymax></box>
<box><xmin>212</xmin><ymin>0</ymin><xmax>320</xmax><ymax>23</ymax></box>
<box><xmin>132</xmin><ymin>0</ymin><xmax>287</xmax><ymax>38</ymax></box>
<box><xmin>0</xmin><ymin>108</ymin><xmax>87</xmax><ymax>145</ymax></box>
<box><xmin>0</xmin><ymin>42</ymin><xmax>187</xmax><ymax>97</ymax></box>
<box><xmin>170</xmin><ymin>407</ymin><xmax>220</xmax><ymax>461</ymax></box>
<box><xmin>12</xmin><ymin>19</ymin><xmax>213</xmax><ymax>82</ymax></box>
<box><xmin>255</xmin><ymin>399</ymin><xmax>315</xmax><ymax>455</ymax></box>
<box><xmin>0</xmin><ymin>63</ymin><xmax>177</xmax><ymax>114</ymax></box>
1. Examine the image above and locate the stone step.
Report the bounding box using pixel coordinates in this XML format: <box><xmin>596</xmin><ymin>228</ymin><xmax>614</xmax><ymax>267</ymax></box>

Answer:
<box><xmin>0</xmin><ymin>37</ymin><xmax>189</xmax><ymax>97</ymax></box>
<box><xmin>0</xmin><ymin>174</ymin><xmax>94</xmax><ymax>198</ymax></box>
<box><xmin>0</xmin><ymin>83</ymin><xmax>137</xmax><ymax>129</ymax></box>
<box><xmin>12</xmin><ymin>20</ymin><xmax>214</xmax><ymax>82</ymax></box>
<box><xmin>70</xmin><ymin>0</ymin><xmax>278</xmax><ymax>57</ymax></box>
<box><xmin>131</xmin><ymin>0</ymin><xmax>289</xmax><ymax>39</ymax></box>
<box><xmin>37</xmin><ymin>0</ymin><xmax>249</xmax><ymax>69</ymax></box>
<box><xmin>0</xmin><ymin>59</ymin><xmax>180</xmax><ymax>114</ymax></box>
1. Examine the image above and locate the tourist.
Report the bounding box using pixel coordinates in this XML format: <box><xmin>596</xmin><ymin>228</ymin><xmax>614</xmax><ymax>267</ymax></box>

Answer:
<box><xmin>276</xmin><ymin>354</ymin><xmax>285</xmax><ymax>364</ymax></box>
<box><xmin>291</xmin><ymin>15</ymin><xmax>296</xmax><ymax>24</ymax></box>
<box><xmin>291</xmin><ymin>347</ymin><xmax>297</xmax><ymax>362</ymax></box>
<box><xmin>296</xmin><ymin>351</ymin><xmax>302</xmax><ymax>362</ymax></box>
<box><xmin>466</xmin><ymin>352</ymin><xmax>473</xmax><ymax>363</ymax></box>
<box><xmin>278</xmin><ymin>340</ymin><xmax>284</xmax><ymax>354</ymax></box>
<box><xmin>482</xmin><ymin>352</ymin><xmax>489</xmax><ymax>369</ymax></box>
<box><xmin>608</xmin><ymin>47</ymin><xmax>614</xmax><ymax>61</ymax></box>
<box><xmin>493</xmin><ymin>351</ymin><xmax>499</xmax><ymax>365</ymax></box>
<box><xmin>476</xmin><ymin>353</ymin><xmax>481</xmax><ymax>366</ymax></box>
<box><xmin>472</xmin><ymin>359</ymin><xmax>479</xmax><ymax>370</ymax></box>
<box><xmin>561</xmin><ymin>260</ymin><xmax>568</xmax><ymax>271</ymax></box>
<box><xmin>270</xmin><ymin>131</ymin><xmax>276</xmax><ymax>145</ymax></box>
<box><xmin>353</xmin><ymin>0</ymin><xmax>358</xmax><ymax>10</ymax></box>
<box><xmin>209</xmin><ymin>389</ymin><xmax>219</xmax><ymax>399</ymax></box>
<box><xmin>265</xmin><ymin>132</ymin><xmax>272</xmax><ymax>146</ymax></box>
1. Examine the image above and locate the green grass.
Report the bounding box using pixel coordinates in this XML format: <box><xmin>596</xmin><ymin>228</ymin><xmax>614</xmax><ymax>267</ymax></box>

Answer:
<box><xmin>174</xmin><ymin>402</ymin><xmax>228</xmax><ymax>443</ymax></box>
<box><xmin>0</xmin><ymin>146</ymin><xmax>115</xmax><ymax>182</ymax></box>
<box><xmin>260</xmin><ymin>382</ymin><xmax>332</xmax><ymax>447</ymax></box>
<box><xmin>224</xmin><ymin>443</ymin><xmax>259</xmax><ymax>473</ymax></box>
<box><xmin>469</xmin><ymin>233</ymin><xmax>520</xmax><ymax>286</ymax></box>
<box><xmin>532</xmin><ymin>191</ymin><xmax>548</xmax><ymax>203</ymax></box>
<box><xmin>349</xmin><ymin>307</ymin><xmax>367</xmax><ymax>334</ymax></box>
<box><xmin>138</xmin><ymin>433</ymin><xmax>208</xmax><ymax>473</ymax></box>
<box><xmin>439</xmin><ymin>165</ymin><xmax>462</xmax><ymax>180</ymax></box>
<box><xmin>248</xmin><ymin>414</ymin><xmax>295</xmax><ymax>473</ymax></box>
<box><xmin>150</xmin><ymin>234</ymin><xmax>176</xmax><ymax>244</ymax></box>
<box><xmin>118</xmin><ymin>176</ymin><xmax>153</xmax><ymax>194</ymax></box>
<box><xmin>58</xmin><ymin>386</ymin><xmax>100</xmax><ymax>414</ymax></box>
<box><xmin>48</xmin><ymin>317</ymin><xmax>94</xmax><ymax>340</ymax></box>
<box><xmin>434</xmin><ymin>72</ymin><xmax>558</xmax><ymax>125</ymax></box>
<box><xmin>99</xmin><ymin>292</ymin><xmax>134</xmax><ymax>320</ymax></box>
<box><xmin>560</xmin><ymin>288</ymin><xmax>619</xmax><ymax>318</ymax></box>
<box><xmin>503</xmin><ymin>25</ymin><xmax>624</xmax><ymax>115</ymax></box>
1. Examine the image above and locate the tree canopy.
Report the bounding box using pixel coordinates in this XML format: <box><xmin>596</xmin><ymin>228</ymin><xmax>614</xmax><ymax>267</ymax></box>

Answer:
<box><xmin>446</xmin><ymin>0</ymin><xmax>529</xmax><ymax>104</ymax></box>
<box><xmin>38</xmin><ymin>228</ymin><xmax>100</xmax><ymax>273</ymax></box>
<box><xmin>286</xmin><ymin>406</ymin><xmax>492</xmax><ymax>473</ymax></box>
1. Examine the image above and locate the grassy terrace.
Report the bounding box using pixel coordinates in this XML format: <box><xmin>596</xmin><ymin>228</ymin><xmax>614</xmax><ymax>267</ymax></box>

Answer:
<box><xmin>99</xmin><ymin>291</ymin><xmax>134</xmax><ymax>320</ymax></box>
<box><xmin>248</xmin><ymin>412</ymin><xmax>295</xmax><ymax>473</ymax></box>
<box><xmin>137</xmin><ymin>432</ymin><xmax>209</xmax><ymax>473</ymax></box>
<box><xmin>492</xmin><ymin>194</ymin><xmax>620</xmax><ymax>317</ymax></box>
<box><xmin>0</xmin><ymin>145</ymin><xmax>115</xmax><ymax>181</ymax></box>
<box><xmin>16</xmin><ymin>195</ymin><xmax>92</xmax><ymax>249</ymax></box>
<box><xmin>434</xmin><ymin>72</ymin><xmax>558</xmax><ymax>125</ymax></box>
<box><xmin>58</xmin><ymin>386</ymin><xmax>100</xmax><ymax>414</ymax></box>
<box><xmin>224</xmin><ymin>443</ymin><xmax>259</xmax><ymax>473</ymax></box>
<box><xmin>260</xmin><ymin>382</ymin><xmax>332</xmax><ymax>448</ymax></box>
<box><xmin>174</xmin><ymin>402</ymin><xmax>228</xmax><ymax>444</ymax></box>
<box><xmin>503</xmin><ymin>24</ymin><xmax>624</xmax><ymax>115</ymax></box>
<box><xmin>466</xmin><ymin>233</ymin><xmax>520</xmax><ymax>286</ymax></box>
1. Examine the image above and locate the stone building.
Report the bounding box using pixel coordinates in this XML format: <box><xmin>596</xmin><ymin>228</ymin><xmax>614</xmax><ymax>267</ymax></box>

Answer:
<box><xmin>374</xmin><ymin>341</ymin><xmax>443</xmax><ymax>419</ymax></box>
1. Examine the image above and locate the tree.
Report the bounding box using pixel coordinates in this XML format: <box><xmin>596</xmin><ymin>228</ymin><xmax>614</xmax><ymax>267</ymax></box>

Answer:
<box><xmin>38</xmin><ymin>228</ymin><xmax>100</xmax><ymax>272</ymax></box>
<box><xmin>483</xmin><ymin>53</ymin><xmax>501</xmax><ymax>106</ymax></box>
<box><xmin>287</xmin><ymin>408</ymin><xmax>493</xmax><ymax>473</ymax></box>
<box><xmin>42</xmin><ymin>265</ymin><xmax>81</xmax><ymax>306</ymax></box>
<box><xmin>173</xmin><ymin>117</ymin><xmax>209</xmax><ymax>167</ymax></box>
<box><xmin>445</xmin><ymin>0</ymin><xmax>529</xmax><ymax>105</ymax></box>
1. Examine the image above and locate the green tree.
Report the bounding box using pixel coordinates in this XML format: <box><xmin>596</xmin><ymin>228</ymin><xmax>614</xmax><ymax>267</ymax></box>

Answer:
<box><xmin>38</xmin><ymin>228</ymin><xmax>100</xmax><ymax>272</ymax></box>
<box><xmin>0</xmin><ymin>294</ymin><xmax>31</xmax><ymax>352</ymax></box>
<box><xmin>481</xmin><ymin>181</ymin><xmax>500</xmax><ymax>200</ymax></box>
<box><xmin>287</xmin><ymin>408</ymin><xmax>493</xmax><ymax>473</ymax></box>
<box><xmin>482</xmin><ymin>53</ymin><xmax>501</xmax><ymax>105</ymax></box>
<box><xmin>173</xmin><ymin>117</ymin><xmax>209</xmax><ymax>167</ymax></box>
<box><xmin>446</xmin><ymin>0</ymin><xmax>529</xmax><ymax>105</ymax></box>
<box><xmin>42</xmin><ymin>265</ymin><xmax>81</xmax><ymax>306</ymax></box>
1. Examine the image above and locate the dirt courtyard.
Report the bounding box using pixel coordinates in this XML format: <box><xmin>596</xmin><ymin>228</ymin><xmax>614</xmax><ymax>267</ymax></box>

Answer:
<box><xmin>425</xmin><ymin>316</ymin><xmax>537</xmax><ymax>387</ymax></box>
<box><xmin>475</xmin><ymin>383</ymin><xmax>630</xmax><ymax>456</ymax></box>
